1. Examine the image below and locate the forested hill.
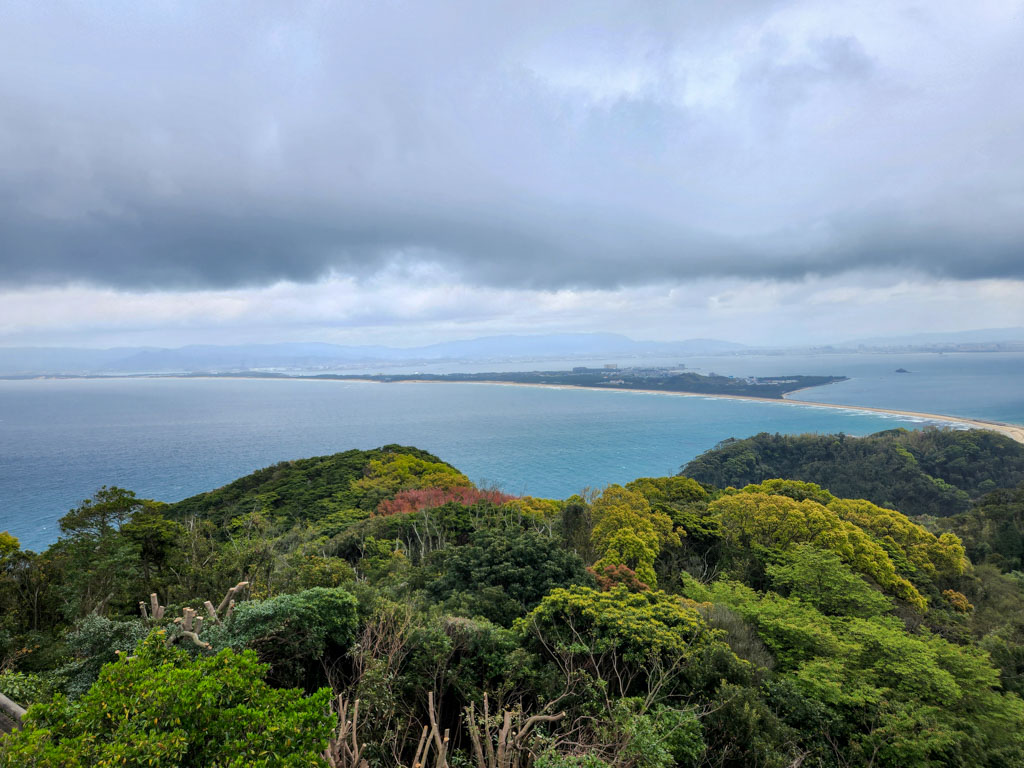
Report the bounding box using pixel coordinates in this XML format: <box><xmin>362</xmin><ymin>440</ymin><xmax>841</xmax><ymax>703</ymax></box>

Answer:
<box><xmin>166</xmin><ymin>444</ymin><xmax>452</xmax><ymax>528</ymax></box>
<box><xmin>680</xmin><ymin>428</ymin><xmax>1024</xmax><ymax>517</ymax></box>
<box><xmin>4</xmin><ymin>440</ymin><xmax>1024</xmax><ymax>766</ymax></box>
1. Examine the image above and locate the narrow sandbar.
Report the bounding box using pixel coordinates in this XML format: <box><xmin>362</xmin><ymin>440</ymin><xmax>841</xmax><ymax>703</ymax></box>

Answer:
<box><xmin>37</xmin><ymin>374</ymin><xmax>1024</xmax><ymax>445</ymax></box>
<box><xmin>376</xmin><ymin>378</ymin><xmax>1024</xmax><ymax>445</ymax></box>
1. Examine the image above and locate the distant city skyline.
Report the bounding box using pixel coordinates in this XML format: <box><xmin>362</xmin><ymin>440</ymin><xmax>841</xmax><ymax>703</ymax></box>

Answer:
<box><xmin>1</xmin><ymin>2</ymin><xmax>1022</xmax><ymax>348</ymax></box>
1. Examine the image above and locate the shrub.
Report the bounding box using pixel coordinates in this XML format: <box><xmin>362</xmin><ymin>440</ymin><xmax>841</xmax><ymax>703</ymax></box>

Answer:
<box><xmin>0</xmin><ymin>632</ymin><xmax>334</xmax><ymax>767</ymax></box>
<box><xmin>216</xmin><ymin>586</ymin><xmax>358</xmax><ymax>687</ymax></box>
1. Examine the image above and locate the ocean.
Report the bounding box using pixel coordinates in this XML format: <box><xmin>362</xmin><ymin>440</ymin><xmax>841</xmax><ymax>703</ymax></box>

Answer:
<box><xmin>1</xmin><ymin>351</ymin><xmax>1022</xmax><ymax>551</ymax></box>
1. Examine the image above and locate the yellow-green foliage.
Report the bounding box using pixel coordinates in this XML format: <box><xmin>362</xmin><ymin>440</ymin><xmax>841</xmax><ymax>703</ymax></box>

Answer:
<box><xmin>706</xmin><ymin>579</ymin><xmax>1024</xmax><ymax>765</ymax></box>
<box><xmin>354</xmin><ymin>453</ymin><xmax>471</xmax><ymax>495</ymax></box>
<box><xmin>591</xmin><ymin>485</ymin><xmax>679</xmax><ymax>586</ymax></box>
<box><xmin>598</xmin><ymin>529</ymin><xmax>659</xmax><ymax>585</ymax></box>
<box><xmin>827</xmin><ymin>497</ymin><xmax>968</xmax><ymax>580</ymax></box>
<box><xmin>0</xmin><ymin>632</ymin><xmax>334</xmax><ymax>767</ymax></box>
<box><xmin>625</xmin><ymin>476</ymin><xmax>709</xmax><ymax>506</ymax></box>
<box><xmin>518</xmin><ymin>585</ymin><xmax>738</xmax><ymax>706</ymax></box>
<box><xmin>711</xmin><ymin>493</ymin><xmax>927</xmax><ymax>610</ymax></box>
<box><xmin>519</xmin><ymin>585</ymin><xmax>710</xmax><ymax>662</ymax></box>
<box><xmin>0</xmin><ymin>532</ymin><xmax>18</xmax><ymax>559</ymax></box>
<box><xmin>502</xmin><ymin>496</ymin><xmax>563</xmax><ymax>524</ymax></box>
<box><xmin>738</xmin><ymin>479</ymin><xmax>835</xmax><ymax>506</ymax></box>
<box><xmin>731</xmin><ymin>479</ymin><xmax>969</xmax><ymax>583</ymax></box>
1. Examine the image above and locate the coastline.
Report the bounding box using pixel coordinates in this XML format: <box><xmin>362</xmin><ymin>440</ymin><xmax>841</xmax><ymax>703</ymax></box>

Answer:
<box><xmin>345</xmin><ymin>377</ymin><xmax>1024</xmax><ymax>444</ymax></box>
<box><xmin>9</xmin><ymin>373</ymin><xmax>1024</xmax><ymax>444</ymax></box>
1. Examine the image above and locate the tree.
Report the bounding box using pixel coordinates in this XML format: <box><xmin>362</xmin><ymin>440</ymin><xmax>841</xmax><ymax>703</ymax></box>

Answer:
<box><xmin>711</xmin><ymin>492</ymin><xmax>927</xmax><ymax>610</ymax></box>
<box><xmin>624</xmin><ymin>477</ymin><xmax>708</xmax><ymax>507</ymax></box>
<box><xmin>119</xmin><ymin>506</ymin><xmax>184</xmax><ymax>586</ymax></box>
<box><xmin>765</xmin><ymin>545</ymin><xmax>892</xmax><ymax>619</ymax></box>
<box><xmin>355</xmin><ymin>453</ymin><xmax>473</xmax><ymax>511</ymax></box>
<box><xmin>52</xmin><ymin>614</ymin><xmax>149</xmax><ymax>699</ymax></box>
<box><xmin>680</xmin><ymin>429</ymin><xmax>1024</xmax><ymax>517</ymax></box>
<box><xmin>58</xmin><ymin>487</ymin><xmax>144</xmax><ymax>538</ymax></box>
<box><xmin>48</xmin><ymin>488</ymin><xmax>157</xmax><ymax>619</ymax></box>
<box><xmin>590</xmin><ymin>486</ymin><xmax>677</xmax><ymax>588</ymax></box>
<box><xmin>931</xmin><ymin>482</ymin><xmax>1024</xmax><ymax>572</ymax></box>
<box><xmin>0</xmin><ymin>632</ymin><xmax>334</xmax><ymax>767</ymax></box>
<box><xmin>518</xmin><ymin>585</ymin><xmax>739</xmax><ymax>702</ymax></box>
<box><xmin>428</xmin><ymin>528</ymin><xmax>591</xmax><ymax>626</ymax></box>
<box><xmin>706</xmin><ymin>579</ymin><xmax>1024</xmax><ymax>767</ymax></box>
<box><xmin>213</xmin><ymin>586</ymin><xmax>359</xmax><ymax>688</ymax></box>
<box><xmin>0</xmin><ymin>534</ymin><xmax>22</xmax><ymax>663</ymax></box>
<box><xmin>828</xmin><ymin>497</ymin><xmax>968</xmax><ymax>581</ymax></box>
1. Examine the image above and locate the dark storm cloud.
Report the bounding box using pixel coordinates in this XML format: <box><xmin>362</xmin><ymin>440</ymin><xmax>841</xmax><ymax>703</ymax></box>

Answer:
<box><xmin>1</xmin><ymin>0</ymin><xmax>1023</xmax><ymax>290</ymax></box>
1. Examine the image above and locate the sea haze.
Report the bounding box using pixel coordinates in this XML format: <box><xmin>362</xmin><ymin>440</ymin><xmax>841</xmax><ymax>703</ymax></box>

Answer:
<box><xmin>5</xmin><ymin>352</ymin><xmax>1021</xmax><ymax>551</ymax></box>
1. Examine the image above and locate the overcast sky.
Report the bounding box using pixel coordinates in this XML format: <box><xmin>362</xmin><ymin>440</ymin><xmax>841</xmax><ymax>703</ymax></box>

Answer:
<box><xmin>2</xmin><ymin>0</ymin><xmax>1023</xmax><ymax>348</ymax></box>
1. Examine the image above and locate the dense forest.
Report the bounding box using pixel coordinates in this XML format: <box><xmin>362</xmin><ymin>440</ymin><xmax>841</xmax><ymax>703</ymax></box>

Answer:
<box><xmin>2</xmin><ymin>433</ymin><xmax>1024</xmax><ymax>767</ymax></box>
<box><xmin>680</xmin><ymin>428</ymin><xmax>1024</xmax><ymax>517</ymax></box>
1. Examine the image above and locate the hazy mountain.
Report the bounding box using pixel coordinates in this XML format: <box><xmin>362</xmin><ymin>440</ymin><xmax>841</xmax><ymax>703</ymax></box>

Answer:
<box><xmin>0</xmin><ymin>334</ymin><xmax>747</xmax><ymax>375</ymax></box>
<box><xmin>409</xmin><ymin>334</ymin><xmax>745</xmax><ymax>360</ymax></box>
<box><xmin>7</xmin><ymin>327</ymin><xmax>1024</xmax><ymax>376</ymax></box>
<box><xmin>0</xmin><ymin>347</ymin><xmax>161</xmax><ymax>374</ymax></box>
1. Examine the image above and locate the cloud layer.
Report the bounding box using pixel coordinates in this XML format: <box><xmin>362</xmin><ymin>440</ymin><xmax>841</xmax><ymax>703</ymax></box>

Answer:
<box><xmin>3</xmin><ymin>268</ymin><xmax>1021</xmax><ymax>349</ymax></box>
<box><xmin>3</xmin><ymin>0</ymin><xmax>1023</xmax><ymax>291</ymax></box>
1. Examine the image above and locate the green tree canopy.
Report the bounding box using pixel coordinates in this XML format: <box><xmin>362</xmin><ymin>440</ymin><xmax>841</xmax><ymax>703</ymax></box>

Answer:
<box><xmin>765</xmin><ymin>545</ymin><xmax>893</xmax><ymax>618</ymax></box>
<box><xmin>682</xmin><ymin>429</ymin><xmax>1024</xmax><ymax>517</ymax></box>
<box><xmin>711</xmin><ymin>492</ymin><xmax>927</xmax><ymax>610</ymax></box>
<box><xmin>215</xmin><ymin>586</ymin><xmax>359</xmax><ymax>688</ymax></box>
<box><xmin>0</xmin><ymin>632</ymin><xmax>334</xmax><ymax>767</ymax></box>
<box><xmin>428</xmin><ymin>527</ymin><xmax>591</xmax><ymax>626</ymax></box>
<box><xmin>518</xmin><ymin>585</ymin><xmax>742</xmax><ymax>700</ymax></box>
<box><xmin>705</xmin><ymin>579</ymin><xmax>1024</xmax><ymax>767</ymax></box>
<box><xmin>590</xmin><ymin>486</ymin><xmax>678</xmax><ymax>587</ymax></box>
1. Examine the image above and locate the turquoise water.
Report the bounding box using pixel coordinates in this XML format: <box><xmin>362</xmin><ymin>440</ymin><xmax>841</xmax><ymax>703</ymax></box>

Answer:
<box><xmin>339</xmin><ymin>351</ymin><xmax>1024</xmax><ymax>423</ymax></box>
<box><xmin>3</xmin><ymin>364</ymin><xmax>1012</xmax><ymax>551</ymax></box>
<box><xmin>681</xmin><ymin>352</ymin><xmax>1024</xmax><ymax>424</ymax></box>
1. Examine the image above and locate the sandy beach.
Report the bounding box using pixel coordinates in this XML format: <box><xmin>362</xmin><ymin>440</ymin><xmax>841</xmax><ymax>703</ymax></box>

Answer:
<box><xmin>364</xmin><ymin>378</ymin><xmax>1024</xmax><ymax>445</ymax></box>
<box><xmin>57</xmin><ymin>374</ymin><xmax>1024</xmax><ymax>445</ymax></box>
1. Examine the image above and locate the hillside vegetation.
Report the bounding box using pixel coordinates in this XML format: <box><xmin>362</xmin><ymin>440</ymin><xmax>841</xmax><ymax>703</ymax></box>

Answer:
<box><xmin>166</xmin><ymin>445</ymin><xmax>457</xmax><ymax>527</ymax></box>
<box><xmin>2</xmin><ymin>438</ymin><xmax>1024</xmax><ymax>767</ymax></box>
<box><xmin>680</xmin><ymin>428</ymin><xmax>1024</xmax><ymax>517</ymax></box>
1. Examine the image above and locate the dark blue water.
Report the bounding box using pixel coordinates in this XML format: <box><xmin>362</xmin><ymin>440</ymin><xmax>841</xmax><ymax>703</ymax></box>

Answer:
<box><xmin>5</xmin><ymin>352</ymin><xmax>1021</xmax><ymax>551</ymax></box>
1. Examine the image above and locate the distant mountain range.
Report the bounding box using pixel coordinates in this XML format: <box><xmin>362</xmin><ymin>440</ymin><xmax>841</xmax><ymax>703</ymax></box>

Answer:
<box><xmin>3</xmin><ymin>327</ymin><xmax>1022</xmax><ymax>376</ymax></box>
<box><xmin>0</xmin><ymin>334</ymin><xmax>747</xmax><ymax>375</ymax></box>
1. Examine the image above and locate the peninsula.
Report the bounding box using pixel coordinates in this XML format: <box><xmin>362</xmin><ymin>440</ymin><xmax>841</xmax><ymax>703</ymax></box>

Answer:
<box><xmin>310</xmin><ymin>369</ymin><xmax>1022</xmax><ymax>444</ymax></box>
<box><xmin>10</xmin><ymin>366</ymin><xmax>1024</xmax><ymax>444</ymax></box>
<box><xmin>311</xmin><ymin>366</ymin><xmax>847</xmax><ymax>399</ymax></box>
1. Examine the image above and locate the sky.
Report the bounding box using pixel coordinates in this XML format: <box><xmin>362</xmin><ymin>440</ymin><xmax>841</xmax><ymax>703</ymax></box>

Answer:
<box><xmin>1</xmin><ymin>0</ymin><xmax>1023</xmax><ymax>348</ymax></box>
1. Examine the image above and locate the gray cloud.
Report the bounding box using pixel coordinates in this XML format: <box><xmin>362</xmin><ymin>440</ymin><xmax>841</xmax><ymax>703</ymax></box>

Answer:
<box><xmin>1</xmin><ymin>0</ymin><xmax>1023</xmax><ymax>290</ymax></box>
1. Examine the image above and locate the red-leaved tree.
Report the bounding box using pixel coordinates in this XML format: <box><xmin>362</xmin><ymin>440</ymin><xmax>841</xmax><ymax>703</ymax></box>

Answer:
<box><xmin>376</xmin><ymin>487</ymin><xmax>517</xmax><ymax>516</ymax></box>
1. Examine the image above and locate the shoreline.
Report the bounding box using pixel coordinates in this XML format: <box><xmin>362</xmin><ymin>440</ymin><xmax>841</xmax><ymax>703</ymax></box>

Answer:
<box><xmin>8</xmin><ymin>374</ymin><xmax>1023</xmax><ymax>444</ymax></box>
<box><xmin>287</xmin><ymin>376</ymin><xmax>1024</xmax><ymax>444</ymax></box>
<box><xmin>341</xmin><ymin>377</ymin><xmax>1024</xmax><ymax>444</ymax></box>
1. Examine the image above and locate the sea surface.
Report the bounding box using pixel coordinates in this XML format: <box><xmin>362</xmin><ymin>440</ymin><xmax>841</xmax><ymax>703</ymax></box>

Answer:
<box><xmin>1</xmin><ymin>351</ymin><xmax>1022</xmax><ymax>551</ymax></box>
<box><xmin>362</xmin><ymin>350</ymin><xmax>1024</xmax><ymax>425</ymax></box>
